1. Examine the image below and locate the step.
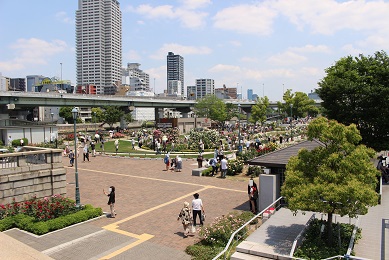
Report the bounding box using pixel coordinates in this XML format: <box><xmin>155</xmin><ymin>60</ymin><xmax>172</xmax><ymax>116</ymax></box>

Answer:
<box><xmin>231</xmin><ymin>251</ymin><xmax>272</xmax><ymax>260</ymax></box>
<box><xmin>236</xmin><ymin>241</ymin><xmax>292</xmax><ymax>260</ymax></box>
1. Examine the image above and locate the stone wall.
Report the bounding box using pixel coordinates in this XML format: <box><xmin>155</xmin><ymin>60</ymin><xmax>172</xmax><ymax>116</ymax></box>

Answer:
<box><xmin>0</xmin><ymin>147</ymin><xmax>66</xmax><ymax>205</ymax></box>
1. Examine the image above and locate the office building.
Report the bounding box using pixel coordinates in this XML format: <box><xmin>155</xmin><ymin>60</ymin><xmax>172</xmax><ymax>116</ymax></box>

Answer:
<box><xmin>187</xmin><ymin>79</ymin><xmax>215</xmax><ymax>100</ymax></box>
<box><xmin>167</xmin><ymin>80</ymin><xmax>183</xmax><ymax>96</ymax></box>
<box><xmin>0</xmin><ymin>72</ymin><xmax>7</xmax><ymax>91</ymax></box>
<box><xmin>9</xmin><ymin>78</ymin><xmax>26</xmax><ymax>92</ymax></box>
<box><xmin>247</xmin><ymin>89</ymin><xmax>253</xmax><ymax>101</ymax></box>
<box><xmin>215</xmin><ymin>84</ymin><xmax>237</xmax><ymax>99</ymax></box>
<box><xmin>167</xmin><ymin>52</ymin><xmax>184</xmax><ymax>94</ymax></box>
<box><xmin>76</xmin><ymin>0</ymin><xmax>122</xmax><ymax>95</ymax></box>
<box><xmin>26</xmin><ymin>75</ymin><xmax>46</xmax><ymax>92</ymax></box>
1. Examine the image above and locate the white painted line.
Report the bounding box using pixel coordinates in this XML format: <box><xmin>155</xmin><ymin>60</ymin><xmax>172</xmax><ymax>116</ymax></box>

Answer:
<box><xmin>42</xmin><ymin>230</ymin><xmax>107</xmax><ymax>255</ymax></box>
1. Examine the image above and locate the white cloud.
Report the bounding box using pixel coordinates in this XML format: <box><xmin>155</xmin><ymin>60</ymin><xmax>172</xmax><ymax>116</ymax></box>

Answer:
<box><xmin>144</xmin><ymin>66</ymin><xmax>167</xmax><ymax>92</ymax></box>
<box><xmin>240</xmin><ymin>57</ymin><xmax>258</xmax><ymax>63</ymax></box>
<box><xmin>150</xmin><ymin>43</ymin><xmax>212</xmax><ymax>60</ymax></box>
<box><xmin>267</xmin><ymin>51</ymin><xmax>307</xmax><ymax>66</ymax></box>
<box><xmin>55</xmin><ymin>11</ymin><xmax>73</xmax><ymax>24</ymax></box>
<box><xmin>341</xmin><ymin>44</ymin><xmax>364</xmax><ymax>56</ymax></box>
<box><xmin>0</xmin><ymin>38</ymin><xmax>68</xmax><ymax>72</ymax></box>
<box><xmin>213</xmin><ymin>4</ymin><xmax>277</xmax><ymax>35</ymax></box>
<box><xmin>126</xmin><ymin>3</ymin><xmax>209</xmax><ymax>29</ymax></box>
<box><xmin>269</xmin><ymin>0</ymin><xmax>389</xmax><ymax>35</ymax></box>
<box><xmin>209</xmin><ymin>64</ymin><xmax>241</xmax><ymax>73</ymax></box>
<box><xmin>289</xmin><ymin>44</ymin><xmax>331</xmax><ymax>53</ymax></box>
<box><xmin>178</xmin><ymin>0</ymin><xmax>211</xmax><ymax>10</ymax></box>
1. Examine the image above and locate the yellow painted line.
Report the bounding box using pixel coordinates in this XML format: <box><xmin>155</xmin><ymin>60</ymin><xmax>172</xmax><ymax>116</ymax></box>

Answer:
<box><xmin>99</xmin><ymin>233</ymin><xmax>153</xmax><ymax>260</ymax></box>
<box><xmin>103</xmin><ymin>186</ymin><xmax>211</xmax><ymax>228</ymax></box>
<box><xmin>78</xmin><ymin>167</ymin><xmax>246</xmax><ymax>193</ymax></box>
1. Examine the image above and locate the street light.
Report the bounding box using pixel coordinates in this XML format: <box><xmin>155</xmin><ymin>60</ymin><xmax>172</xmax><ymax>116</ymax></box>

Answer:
<box><xmin>290</xmin><ymin>104</ymin><xmax>293</xmax><ymax>141</ymax></box>
<box><xmin>238</xmin><ymin>103</ymin><xmax>242</xmax><ymax>154</ymax></box>
<box><xmin>50</xmin><ymin>112</ymin><xmax>56</xmax><ymax>147</ymax></box>
<box><xmin>72</xmin><ymin>107</ymin><xmax>81</xmax><ymax>207</ymax></box>
<box><xmin>92</xmin><ymin>111</ymin><xmax>96</xmax><ymax>133</ymax></box>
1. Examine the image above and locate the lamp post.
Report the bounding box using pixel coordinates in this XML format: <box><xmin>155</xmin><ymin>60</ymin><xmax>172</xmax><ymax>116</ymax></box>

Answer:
<box><xmin>238</xmin><ymin>103</ymin><xmax>242</xmax><ymax>154</ymax></box>
<box><xmin>50</xmin><ymin>112</ymin><xmax>56</xmax><ymax>147</ymax></box>
<box><xmin>92</xmin><ymin>111</ymin><xmax>96</xmax><ymax>133</ymax></box>
<box><xmin>290</xmin><ymin>104</ymin><xmax>293</xmax><ymax>141</ymax></box>
<box><xmin>72</xmin><ymin>107</ymin><xmax>81</xmax><ymax>207</ymax></box>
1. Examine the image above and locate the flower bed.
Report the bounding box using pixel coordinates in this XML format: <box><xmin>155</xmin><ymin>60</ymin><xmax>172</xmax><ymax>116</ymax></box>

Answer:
<box><xmin>0</xmin><ymin>195</ymin><xmax>102</xmax><ymax>235</ymax></box>
<box><xmin>186</xmin><ymin>211</ymin><xmax>255</xmax><ymax>259</ymax></box>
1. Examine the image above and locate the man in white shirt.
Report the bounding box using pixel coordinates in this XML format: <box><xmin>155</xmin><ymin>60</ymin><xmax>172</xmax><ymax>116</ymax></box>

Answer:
<box><xmin>221</xmin><ymin>157</ymin><xmax>228</xmax><ymax>178</ymax></box>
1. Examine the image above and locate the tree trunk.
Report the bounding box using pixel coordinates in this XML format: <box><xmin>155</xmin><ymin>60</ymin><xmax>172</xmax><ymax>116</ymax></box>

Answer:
<box><xmin>327</xmin><ymin>211</ymin><xmax>333</xmax><ymax>245</ymax></box>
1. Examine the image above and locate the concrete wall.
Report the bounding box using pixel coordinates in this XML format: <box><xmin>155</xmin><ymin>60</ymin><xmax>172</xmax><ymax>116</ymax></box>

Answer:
<box><xmin>259</xmin><ymin>174</ymin><xmax>280</xmax><ymax>211</ymax></box>
<box><xmin>0</xmin><ymin>147</ymin><xmax>66</xmax><ymax>205</ymax></box>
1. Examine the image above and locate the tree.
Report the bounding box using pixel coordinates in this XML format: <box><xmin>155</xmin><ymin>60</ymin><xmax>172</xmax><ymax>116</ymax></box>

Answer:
<box><xmin>59</xmin><ymin>107</ymin><xmax>75</xmax><ymax>123</ymax></box>
<box><xmin>317</xmin><ymin>50</ymin><xmax>389</xmax><ymax>151</ymax></box>
<box><xmin>281</xmin><ymin>117</ymin><xmax>379</xmax><ymax>245</ymax></box>
<box><xmin>91</xmin><ymin>107</ymin><xmax>104</xmax><ymax>123</ymax></box>
<box><xmin>194</xmin><ymin>95</ymin><xmax>228</xmax><ymax>127</ymax></box>
<box><xmin>124</xmin><ymin>112</ymin><xmax>133</xmax><ymax>125</ymax></box>
<box><xmin>277</xmin><ymin>90</ymin><xmax>319</xmax><ymax>118</ymax></box>
<box><xmin>250</xmin><ymin>96</ymin><xmax>269</xmax><ymax>125</ymax></box>
<box><xmin>103</xmin><ymin>106</ymin><xmax>124</xmax><ymax>128</ymax></box>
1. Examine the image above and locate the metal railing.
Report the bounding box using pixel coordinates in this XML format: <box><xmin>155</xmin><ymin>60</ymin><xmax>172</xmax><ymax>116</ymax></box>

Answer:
<box><xmin>212</xmin><ymin>197</ymin><xmax>284</xmax><ymax>260</ymax></box>
<box><xmin>289</xmin><ymin>213</ymin><xmax>316</xmax><ymax>257</ymax></box>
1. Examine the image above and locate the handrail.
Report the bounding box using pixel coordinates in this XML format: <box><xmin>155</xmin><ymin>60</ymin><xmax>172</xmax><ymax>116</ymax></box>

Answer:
<box><xmin>289</xmin><ymin>213</ymin><xmax>316</xmax><ymax>257</ymax></box>
<box><xmin>345</xmin><ymin>216</ymin><xmax>360</xmax><ymax>257</ymax></box>
<box><xmin>212</xmin><ymin>196</ymin><xmax>284</xmax><ymax>260</ymax></box>
<box><xmin>323</xmin><ymin>255</ymin><xmax>371</xmax><ymax>260</ymax></box>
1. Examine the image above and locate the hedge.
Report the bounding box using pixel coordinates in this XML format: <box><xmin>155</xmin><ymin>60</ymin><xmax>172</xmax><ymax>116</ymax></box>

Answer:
<box><xmin>0</xmin><ymin>204</ymin><xmax>102</xmax><ymax>235</ymax></box>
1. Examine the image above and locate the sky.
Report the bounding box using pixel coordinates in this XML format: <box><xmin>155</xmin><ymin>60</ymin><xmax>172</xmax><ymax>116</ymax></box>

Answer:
<box><xmin>0</xmin><ymin>0</ymin><xmax>389</xmax><ymax>101</ymax></box>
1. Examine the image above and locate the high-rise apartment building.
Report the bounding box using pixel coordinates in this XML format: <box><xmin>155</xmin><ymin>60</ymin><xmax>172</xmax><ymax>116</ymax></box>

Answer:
<box><xmin>187</xmin><ymin>80</ymin><xmax>215</xmax><ymax>100</ymax></box>
<box><xmin>9</xmin><ymin>78</ymin><xmax>26</xmax><ymax>91</ymax></box>
<box><xmin>122</xmin><ymin>63</ymin><xmax>150</xmax><ymax>92</ymax></box>
<box><xmin>167</xmin><ymin>52</ymin><xmax>184</xmax><ymax>94</ymax></box>
<box><xmin>76</xmin><ymin>0</ymin><xmax>122</xmax><ymax>95</ymax></box>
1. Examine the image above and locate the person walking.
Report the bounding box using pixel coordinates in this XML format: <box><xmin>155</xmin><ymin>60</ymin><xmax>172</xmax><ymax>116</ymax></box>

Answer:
<box><xmin>209</xmin><ymin>157</ymin><xmax>217</xmax><ymax>176</ymax></box>
<box><xmin>176</xmin><ymin>155</ymin><xmax>182</xmax><ymax>172</ymax></box>
<box><xmin>131</xmin><ymin>138</ymin><xmax>135</xmax><ymax>150</ymax></box>
<box><xmin>68</xmin><ymin>150</ymin><xmax>75</xmax><ymax>166</ymax></box>
<box><xmin>192</xmin><ymin>193</ymin><xmax>205</xmax><ymax>227</ymax></box>
<box><xmin>220</xmin><ymin>157</ymin><xmax>228</xmax><ymax>178</ymax></box>
<box><xmin>91</xmin><ymin>141</ymin><xmax>96</xmax><ymax>157</ymax></box>
<box><xmin>177</xmin><ymin>201</ymin><xmax>193</xmax><ymax>238</ymax></box>
<box><xmin>103</xmin><ymin>186</ymin><xmax>116</xmax><ymax>218</ymax></box>
<box><xmin>114</xmin><ymin>139</ymin><xmax>119</xmax><ymax>154</ymax></box>
<box><xmin>83</xmin><ymin>144</ymin><xmax>90</xmax><ymax>162</ymax></box>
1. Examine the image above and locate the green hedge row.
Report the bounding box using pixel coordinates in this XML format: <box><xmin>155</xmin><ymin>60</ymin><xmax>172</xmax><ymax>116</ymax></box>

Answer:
<box><xmin>0</xmin><ymin>204</ymin><xmax>102</xmax><ymax>235</ymax></box>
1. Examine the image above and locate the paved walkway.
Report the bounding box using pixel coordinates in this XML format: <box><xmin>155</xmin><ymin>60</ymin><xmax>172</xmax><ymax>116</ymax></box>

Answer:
<box><xmin>3</xmin><ymin>155</ymin><xmax>249</xmax><ymax>259</ymax></box>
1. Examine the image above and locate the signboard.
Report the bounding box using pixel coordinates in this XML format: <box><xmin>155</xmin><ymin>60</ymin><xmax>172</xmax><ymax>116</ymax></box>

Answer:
<box><xmin>202</xmin><ymin>118</ymin><xmax>211</xmax><ymax>127</ymax></box>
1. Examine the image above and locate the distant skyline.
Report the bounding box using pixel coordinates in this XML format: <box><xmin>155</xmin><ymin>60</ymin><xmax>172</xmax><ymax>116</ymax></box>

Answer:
<box><xmin>0</xmin><ymin>0</ymin><xmax>389</xmax><ymax>101</ymax></box>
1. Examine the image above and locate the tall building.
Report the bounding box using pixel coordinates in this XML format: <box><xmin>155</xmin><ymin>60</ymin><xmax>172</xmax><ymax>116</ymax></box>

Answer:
<box><xmin>247</xmin><ymin>89</ymin><xmax>253</xmax><ymax>101</ymax></box>
<box><xmin>167</xmin><ymin>80</ymin><xmax>183</xmax><ymax>96</ymax></box>
<box><xmin>122</xmin><ymin>63</ymin><xmax>150</xmax><ymax>92</ymax></box>
<box><xmin>0</xmin><ymin>72</ymin><xmax>7</xmax><ymax>91</ymax></box>
<box><xmin>215</xmin><ymin>84</ymin><xmax>237</xmax><ymax>99</ymax></box>
<box><xmin>76</xmin><ymin>0</ymin><xmax>122</xmax><ymax>95</ymax></box>
<box><xmin>9</xmin><ymin>78</ymin><xmax>26</xmax><ymax>91</ymax></box>
<box><xmin>167</xmin><ymin>52</ymin><xmax>184</xmax><ymax>93</ymax></box>
<box><xmin>186</xmin><ymin>80</ymin><xmax>215</xmax><ymax>100</ymax></box>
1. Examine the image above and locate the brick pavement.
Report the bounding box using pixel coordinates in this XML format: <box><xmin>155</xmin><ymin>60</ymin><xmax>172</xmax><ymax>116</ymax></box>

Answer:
<box><xmin>5</xmin><ymin>155</ymin><xmax>251</xmax><ymax>259</ymax></box>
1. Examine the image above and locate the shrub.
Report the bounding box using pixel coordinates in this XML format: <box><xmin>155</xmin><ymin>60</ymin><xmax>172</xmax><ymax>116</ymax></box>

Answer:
<box><xmin>247</xmin><ymin>165</ymin><xmax>263</xmax><ymax>177</ymax></box>
<box><xmin>294</xmin><ymin>219</ymin><xmax>361</xmax><ymax>259</ymax></box>
<box><xmin>11</xmin><ymin>138</ymin><xmax>28</xmax><ymax>147</ymax></box>
<box><xmin>112</xmin><ymin>132</ymin><xmax>125</xmax><ymax>138</ymax></box>
<box><xmin>226</xmin><ymin>159</ymin><xmax>244</xmax><ymax>176</ymax></box>
<box><xmin>201</xmin><ymin>167</ymin><xmax>213</xmax><ymax>177</ymax></box>
<box><xmin>185</xmin><ymin>244</ymin><xmax>223</xmax><ymax>260</ymax></box>
<box><xmin>0</xmin><ymin>204</ymin><xmax>102</xmax><ymax>235</ymax></box>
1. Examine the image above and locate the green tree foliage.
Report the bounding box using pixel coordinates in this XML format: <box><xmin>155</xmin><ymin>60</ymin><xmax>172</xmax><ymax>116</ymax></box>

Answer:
<box><xmin>59</xmin><ymin>107</ymin><xmax>75</xmax><ymax>123</ymax></box>
<box><xmin>317</xmin><ymin>50</ymin><xmax>389</xmax><ymax>151</ymax></box>
<box><xmin>91</xmin><ymin>107</ymin><xmax>104</xmax><ymax>123</ymax></box>
<box><xmin>124</xmin><ymin>112</ymin><xmax>133</xmax><ymax>124</ymax></box>
<box><xmin>194</xmin><ymin>95</ymin><xmax>228</xmax><ymax>126</ymax></box>
<box><xmin>281</xmin><ymin>117</ymin><xmax>379</xmax><ymax>244</ymax></box>
<box><xmin>103</xmin><ymin>106</ymin><xmax>124</xmax><ymax>128</ymax></box>
<box><xmin>250</xmin><ymin>96</ymin><xmax>269</xmax><ymax>125</ymax></box>
<box><xmin>277</xmin><ymin>90</ymin><xmax>319</xmax><ymax>118</ymax></box>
